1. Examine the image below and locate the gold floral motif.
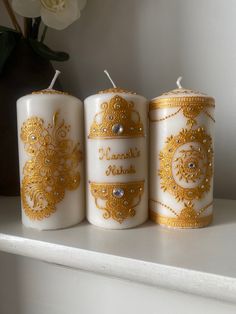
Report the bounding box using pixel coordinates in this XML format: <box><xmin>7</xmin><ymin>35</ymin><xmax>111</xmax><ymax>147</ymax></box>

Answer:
<box><xmin>89</xmin><ymin>95</ymin><xmax>144</xmax><ymax>139</ymax></box>
<box><xmin>90</xmin><ymin>181</ymin><xmax>144</xmax><ymax>223</ymax></box>
<box><xmin>20</xmin><ymin>111</ymin><xmax>83</xmax><ymax>220</ymax></box>
<box><xmin>149</xmin><ymin>97</ymin><xmax>215</xmax><ymax>126</ymax></box>
<box><xmin>159</xmin><ymin>127</ymin><xmax>213</xmax><ymax>201</ymax></box>
<box><xmin>149</xmin><ymin>199</ymin><xmax>213</xmax><ymax>228</ymax></box>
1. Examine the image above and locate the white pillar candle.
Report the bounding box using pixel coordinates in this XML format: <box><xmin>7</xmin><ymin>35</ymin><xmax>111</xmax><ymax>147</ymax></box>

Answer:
<box><xmin>84</xmin><ymin>71</ymin><xmax>148</xmax><ymax>229</ymax></box>
<box><xmin>17</xmin><ymin>71</ymin><xmax>85</xmax><ymax>230</ymax></box>
<box><xmin>149</xmin><ymin>77</ymin><xmax>215</xmax><ymax>228</ymax></box>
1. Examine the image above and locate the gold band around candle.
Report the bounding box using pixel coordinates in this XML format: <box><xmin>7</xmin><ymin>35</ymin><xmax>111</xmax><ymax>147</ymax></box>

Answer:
<box><xmin>149</xmin><ymin>96</ymin><xmax>215</xmax><ymax>110</ymax></box>
<box><xmin>149</xmin><ymin>210</ymin><xmax>213</xmax><ymax>228</ymax></box>
<box><xmin>149</xmin><ymin>199</ymin><xmax>213</xmax><ymax>228</ymax></box>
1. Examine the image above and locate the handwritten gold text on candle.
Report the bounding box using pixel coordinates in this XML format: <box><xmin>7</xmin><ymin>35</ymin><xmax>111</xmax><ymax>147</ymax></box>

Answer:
<box><xmin>99</xmin><ymin>147</ymin><xmax>140</xmax><ymax>160</ymax></box>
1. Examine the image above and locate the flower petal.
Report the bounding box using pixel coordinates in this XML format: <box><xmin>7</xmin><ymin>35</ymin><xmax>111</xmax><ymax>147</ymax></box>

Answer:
<box><xmin>41</xmin><ymin>0</ymin><xmax>81</xmax><ymax>30</ymax></box>
<box><xmin>12</xmin><ymin>0</ymin><xmax>41</xmax><ymax>18</ymax></box>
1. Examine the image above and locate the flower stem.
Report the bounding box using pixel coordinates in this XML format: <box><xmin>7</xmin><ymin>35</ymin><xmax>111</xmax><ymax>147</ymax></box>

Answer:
<box><xmin>32</xmin><ymin>17</ymin><xmax>41</xmax><ymax>40</ymax></box>
<box><xmin>40</xmin><ymin>26</ymin><xmax>48</xmax><ymax>43</ymax></box>
<box><xmin>24</xmin><ymin>18</ymin><xmax>32</xmax><ymax>38</ymax></box>
<box><xmin>2</xmin><ymin>0</ymin><xmax>22</xmax><ymax>34</ymax></box>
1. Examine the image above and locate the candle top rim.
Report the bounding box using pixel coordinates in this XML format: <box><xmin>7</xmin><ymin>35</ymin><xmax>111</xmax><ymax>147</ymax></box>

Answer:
<box><xmin>151</xmin><ymin>87</ymin><xmax>215</xmax><ymax>103</ymax></box>
<box><xmin>98</xmin><ymin>87</ymin><xmax>137</xmax><ymax>95</ymax></box>
<box><xmin>32</xmin><ymin>89</ymin><xmax>69</xmax><ymax>95</ymax></box>
<box><xmin>17</xmin><ymin>89</ymin><xmax>82</xmax><ymax>104</ymax></box>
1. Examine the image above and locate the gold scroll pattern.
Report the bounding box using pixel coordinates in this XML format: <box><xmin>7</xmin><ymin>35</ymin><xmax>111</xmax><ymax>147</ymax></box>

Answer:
<box><xmin>90</xmin><ymin>181</ymin><xmax>144</xmax><ymax>223</ymax></box>
<box><xmin>20</xmin><ymin>111</ymin><xmax>83</xmax><ymax>220</ymax></box>
<box><xmin>89</xmin><ymin>95</ymin><xmax>144</xmax><ymax>139</ymax></box>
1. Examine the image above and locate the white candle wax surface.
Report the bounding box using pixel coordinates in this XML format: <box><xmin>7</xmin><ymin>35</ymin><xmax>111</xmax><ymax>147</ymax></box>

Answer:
<box><xmin>149</xmin><ymin>82</ymin><xmax>215</xmax><ymax>229</ymax></box>
<box><xmin>84</xmin><ymin>87</ymin><xmax>148</xmax><ymax>229</ymax></box>
<box><xmin>17</xmin><ymin>90</ymin><xmax>85</xmax><ymax>230</ymax></box>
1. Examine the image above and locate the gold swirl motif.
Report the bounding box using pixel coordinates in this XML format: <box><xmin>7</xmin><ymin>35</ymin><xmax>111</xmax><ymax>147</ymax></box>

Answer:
<box><xmin>174</xmin><ymin>146</ymin><xmax>205</xmax><ymax>183</ymax></box>
<box><xmin>150</xmin><ymin>200</ymin><xmax>213</xmax><ymax>228</ymax></box>
<box><xmin>90</xmin><ymin>181</ymin><xmax>144</xmax><ymax>223</ymax></box>
<box><xmin>89</xmin><ymin>95</ymin><xmax>144</xmax><ymax>139</ymax></box>
<box><xmin>20</xmin><ymin>111</ymin><xmax>83</xmax><ymax>220</ymax></box>
<box><xmin>159</xmin><ymin>127</ymin><xmax>213</xmax><ymax>202</ymax></box>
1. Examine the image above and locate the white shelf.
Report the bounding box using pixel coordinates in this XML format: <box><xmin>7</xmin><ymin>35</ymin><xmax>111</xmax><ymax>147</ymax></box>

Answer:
<box><xmin>0</xmin><ymin>197</ymin><xmax>235</xmax><ymax>303</ymax></box>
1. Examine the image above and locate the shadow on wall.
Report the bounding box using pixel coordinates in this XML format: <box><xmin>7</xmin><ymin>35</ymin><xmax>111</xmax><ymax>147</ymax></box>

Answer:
<box><xmin>50</xmin><ymin>0</ymin><xmax>181</xmax><ymax>98</ymax></box>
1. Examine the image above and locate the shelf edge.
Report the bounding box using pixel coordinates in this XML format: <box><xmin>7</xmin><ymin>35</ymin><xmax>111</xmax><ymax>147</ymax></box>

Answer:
<box><xmin>0</xmin><ymin>232</ymin><xmax>235</xmax><ymax>304</ymax></box>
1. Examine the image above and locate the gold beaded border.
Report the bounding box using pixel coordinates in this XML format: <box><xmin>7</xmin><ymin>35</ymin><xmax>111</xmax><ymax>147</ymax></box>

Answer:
<box><xmin>150</xmin><ymin>210</ymin><xmax>213</xmax><ymax>228</ymax></box>
<box><xmin>32</xmin><ymin>90</ymin><xmax>69</xmax><ymax>95</ymax></box>
<box><xmin>149</xmin><ymin>96</ymin><xmax>215</xmax><ymax>110</ymax></box>
<box><xmin>98</xmin><ymin>88</ymin><xmax>136</xmax><ymax>94</ymax></box>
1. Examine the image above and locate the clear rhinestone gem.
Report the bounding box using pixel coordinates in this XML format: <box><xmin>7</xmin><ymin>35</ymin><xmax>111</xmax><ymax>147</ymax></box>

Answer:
<box><xmin>112</xmin><ymin>124</ymin><xmax>124</xmax><ymax>134</ymax></box>
<box><xmin>113</xmin><ymin>188</ymin><xmax>124</xmax><ymax>198</ymax></box>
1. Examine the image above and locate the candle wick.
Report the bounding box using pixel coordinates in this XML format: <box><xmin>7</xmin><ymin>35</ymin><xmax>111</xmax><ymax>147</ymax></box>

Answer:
<box><xmin>48</xmin><ymin>70</ymin><xmax>61</xmax><ymax>90</ymax></box>
<box><xmin>104</xmin><ymin>69</ymin><xmax>117</xmax><ymax>88</ymax></box>
<box><xmin>176</xmin><ymin>76</ymin><xmax>183</xmax><ymax>89</ymax></box>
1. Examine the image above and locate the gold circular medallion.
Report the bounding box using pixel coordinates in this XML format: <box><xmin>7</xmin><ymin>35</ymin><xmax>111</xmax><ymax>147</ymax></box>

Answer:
<box><xmin>159</xmin><ymin>127</ymin><xmax>213</xmax><ymax>201</ymax></box>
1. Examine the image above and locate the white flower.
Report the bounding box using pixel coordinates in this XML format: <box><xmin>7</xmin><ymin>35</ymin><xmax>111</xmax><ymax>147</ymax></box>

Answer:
<box><xmin>12</xmin><ymin>0</ymin><xmax>86</xmax><ymax>30</ymax></box>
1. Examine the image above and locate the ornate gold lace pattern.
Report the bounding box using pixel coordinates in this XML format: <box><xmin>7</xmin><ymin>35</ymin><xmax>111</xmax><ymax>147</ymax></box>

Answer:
<box><xmin>159</xmin><ymin>127</ymin><xmax>213</xmax><ymax>202</ymax></box>
<box><xmin>90</xmin><ymin>181</ymin><xmax>144</xmax><ymax>223</ymax></box>
<box><xmin>20</xmin><ymin>111</ymin><xmax>83</xmax><ymax>220</ymax></box>
<box><xmin>89</xmin><ymin>95</ymin><xmax>144</xmax><ymax>139</ymax></box>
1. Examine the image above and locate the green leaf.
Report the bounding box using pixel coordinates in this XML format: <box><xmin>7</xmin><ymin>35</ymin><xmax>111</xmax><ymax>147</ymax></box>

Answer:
<box><xmin>0</xmin><ymin>32</ymin><xmax>17</xmax><ymax>73</ymax></box>
<box><xmin>0</xmin><ymin>25</ymin><xmax>19</xmax><ymax>34</ymax></box>
<box><xmin>29</xmin><ymin>39</ymin><xmax>69</xmax><ymax>61</ymax></box>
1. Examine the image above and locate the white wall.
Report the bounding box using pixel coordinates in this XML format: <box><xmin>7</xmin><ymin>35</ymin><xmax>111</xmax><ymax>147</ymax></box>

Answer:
<box><xmin>1</xmin><ymin>0</ymin><xmax>236</xmax><ymax>199</ymax></box>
